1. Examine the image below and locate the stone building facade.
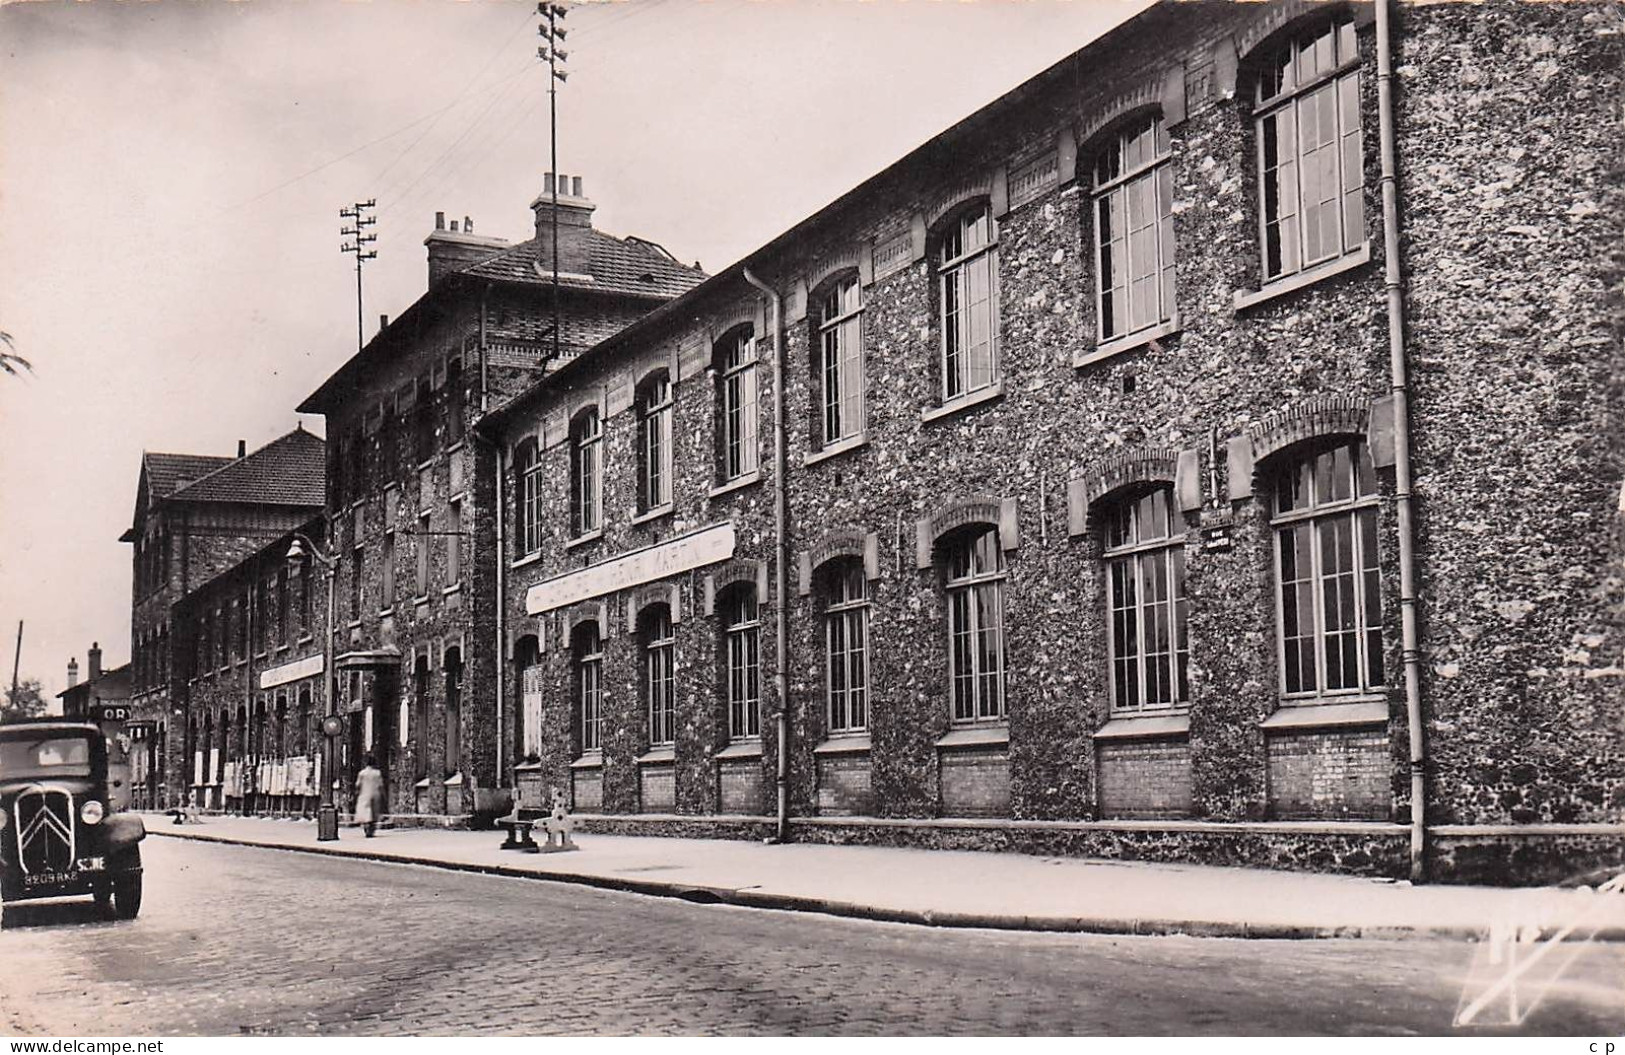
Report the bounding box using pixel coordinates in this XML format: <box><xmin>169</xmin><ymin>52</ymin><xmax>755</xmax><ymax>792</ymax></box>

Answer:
<box><xmin>120</xmin><ymin>428</ymin><xmax>328</xmax><ymax>810</ymax></box>
<box><xmin>297</xmin><ymin>182</ymin><xmax>704</xmax><ymax>820</ymax></box>
<box><xmin>479</xmin><ymin>0</ymin><xmax>1624</xmax><ymax>882</ymax></box>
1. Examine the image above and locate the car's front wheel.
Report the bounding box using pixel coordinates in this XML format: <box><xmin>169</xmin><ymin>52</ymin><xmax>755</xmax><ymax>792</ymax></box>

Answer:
<box><xmin>110</xmin><ymin>873</ymin><xmax>141</xmax><ymax>920</ymax></box>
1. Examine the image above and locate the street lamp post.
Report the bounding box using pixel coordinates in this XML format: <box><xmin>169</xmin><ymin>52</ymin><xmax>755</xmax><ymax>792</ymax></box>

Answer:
<box><xmin>287</xmin><ymin>534</ymin><xmax>340</xmax><ymax>842</ymax></box>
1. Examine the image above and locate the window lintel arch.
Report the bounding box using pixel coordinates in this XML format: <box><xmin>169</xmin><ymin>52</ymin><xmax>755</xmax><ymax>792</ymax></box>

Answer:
<box><xmin>625</xmin><ymin>582</ymin><xmax>682</xmax><ymax>632</ymax></box>
<box><xmin>1246</xmin><ymin>396</ymin><xmax>1372</xmax><ymax>469</ymax></box>
<box><xmin>1066</xmin><ymin>448</ymin><xmax>1183</xmax><ymax>538</ymax></box>
<box><xmin>926</xmin><ymin>193</ymin><xmax>995</xmax><ymax>245</ymax></box>
<box><xmin>914</xmin><ymin>496</ymin><xmax>1017</xmax><ymax>568</ymax></box>
<box><xmin>925</xmin><ymin>179</ymin><xmax>994</xmax><ymax>235</ymax></box>
<box><xmin>808</xmin><ymin>528</ymin><xmax>870</xmax><ymax>578</ymax></box>
<box><xmin>634</xmin><ymin>366</ymin><xmax>671</xmax><ymax>400</ymax></box>
<box><xmin>704</xmin><ymin>559</ymin><xmax>767</xmax><ymax>615</ymax></box>
<box><xmin>563</xmin><ymin>602</ymin><xmax>607</xmax><ymax>641</ymax></box>
<box><xmin>806</xmin><ymin>256</ymin><xmax>863</xmax><ymax>301</ymax></box>
<box><xmin>1078</xmin><ymin>101</ymin><xmax>1165</xmax><ymax>161</ymax></box>
<box><xmin>568</xmin><ymin>402</ymin><xmax>602</xmax><ymax>433</ymax></box>
<box><xmin>1234</xmin><ymin>1</ymin><xmax>1371</xmax><ymax>94</ymax></box>
<box><xmin>709</xmin><ymin>316</ymin><xmax>757</xmax><ymax>359</ymax></box>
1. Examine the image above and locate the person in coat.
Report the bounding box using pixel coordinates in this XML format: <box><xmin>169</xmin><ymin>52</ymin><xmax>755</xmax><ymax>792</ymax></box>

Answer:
<box><xmin>354</xmin><ymin>755</ymin><xmax>384</xmax><ymax>837</ymax></box>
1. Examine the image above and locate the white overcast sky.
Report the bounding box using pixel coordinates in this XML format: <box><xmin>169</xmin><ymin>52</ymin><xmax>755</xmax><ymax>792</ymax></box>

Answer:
<box><xmin>0</xmin><ymin>0</ymin><xmax>1151</xmax><ymax>701</ymax></box>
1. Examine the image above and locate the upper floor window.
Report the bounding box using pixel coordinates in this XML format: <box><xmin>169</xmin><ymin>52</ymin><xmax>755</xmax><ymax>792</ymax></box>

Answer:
<box><xmin>414</xmin><ymin>376</ymin><xmax>436</xmax><ymax>465</ymax></box>
<box><xmin>570</xmin><ymin>408</ymin><xmax>603</xmax><ymax>537</ymax></box>
<box><xmin>515</xmin><ymin>439</ymin><xmax>543</xmax><ymax>557</ymax></box>
<box><xmin>637</xmin><ymin>374</ymin><xmax>674</xmax><ymax>513</ymax></box>
<box><xmin>720</xmin><ymin>586</ymin><xmax>761</xmax><ymax>740</ymax></box>
<box><xmin>1255</xmin><ymin>18</ymin><xmax>1364</xmax><ymax>281</ymax></box>
<box><xmin>944</xmin><ymin>526</ymin><xmax>1006</xmax><ymax>722</ymax></box>
<box><xmin>445</xmin><ymin>356</ymin><xmax>465</xmax><ymax>447</ymax></box>
<box><xmin>1093</xmin><ymin>117</ymin><xmax>1176</xmax><ymax>341</ymax></box>
<box><xmin>1271</xmin><ymin>439</ymin><xmax>1384</xmax><ymax>698</ymax></box>
<box><xmin>573</xmin><ymin>622</ymin><xmax>603</xmax><ymax>754</ymax></box>
<box><xmin>643</xmin><ymin>606</ymin><xmax>676</xmax><ymax>747</ymax></box>
<box><xmin>1102</xmin><ymin>486</ymin><xmax>1188</xmax><ymax>712</ymax></box>
<box><xmin>823</xmin><ymin>562</ymin><xmax>869</xmax><ymax>734</ymax></box>
<box><xmin>716</xmin><ymin>329</ymin><xmax>759</xmax><ymax>482</ymax></box>
<box><xmin>816</xmin><ymin>275</ymin><xmax>865</xmax><ymax>446</ymax></box>
<box><xmin>937</xmin><ymin>205</ymin><xmax>999</xmax><ymax>401</ymax></box>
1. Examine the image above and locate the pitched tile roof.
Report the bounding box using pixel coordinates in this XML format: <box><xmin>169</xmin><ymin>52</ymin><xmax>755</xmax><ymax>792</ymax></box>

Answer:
<box><xmin>143</xmin><ymin>452</ymin><xmax>234</xmax><ymax>499</ymax></box>
<box><xmin>459</xmin><ymin>229</ymin><xmax>705</xmax><ymax>299</ymax></box>
<box><xmin>166</xmin><ymin>427</ymin><xmax>326</xmax><ymax>507</ymax></box>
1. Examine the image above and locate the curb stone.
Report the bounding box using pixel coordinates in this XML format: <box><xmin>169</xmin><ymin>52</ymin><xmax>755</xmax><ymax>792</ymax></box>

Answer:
<box><xmin>146</xmin><ymin>826</ymin><xmax>1623</xmax><ymax>942</ymax></box>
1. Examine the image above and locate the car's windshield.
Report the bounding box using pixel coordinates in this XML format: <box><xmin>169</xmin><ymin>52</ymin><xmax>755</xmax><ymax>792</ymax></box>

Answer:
<box><xmin>0</xmin><ymin>736</ymin><xmax>94</xmax><ymax>780</ymax></box>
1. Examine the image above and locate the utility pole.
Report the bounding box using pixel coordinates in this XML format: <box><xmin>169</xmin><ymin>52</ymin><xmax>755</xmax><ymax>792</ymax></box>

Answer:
<box><xmin>538</xmin><ymin>1</ymin><xmax>569</xmax><ymax>366</ymax></box>
<box><xmin>340</xmin><ymin>200</ymin><xmax>378</xmax><ymax>355</ymax></box>
<box><xmin>9</xmin><ymin>620</ymin><xmax>21</xmax><ymax>708</ymax></box>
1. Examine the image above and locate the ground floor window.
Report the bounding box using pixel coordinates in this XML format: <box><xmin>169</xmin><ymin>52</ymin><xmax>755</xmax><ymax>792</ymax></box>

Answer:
<box><xmin>574</xmin><ymin>624</ymin><xmax>603</xmax><ymax>753</ymax></box>
<box><xmin>945</xmin><ymin>526</ymin><xmax>1006</xmax><ymax>722</ymax></box>
<box><xmin>823</xmin><ymin>562</ymin><xmax>869</xmax><ymax>733</ymax></box>
<box><xmin>721</xmin><ymin>587</ymin><xmax>761</xmax><ymax>740</ymax></box>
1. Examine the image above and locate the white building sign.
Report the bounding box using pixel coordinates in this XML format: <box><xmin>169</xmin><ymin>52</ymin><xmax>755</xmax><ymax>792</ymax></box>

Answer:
<box><xmin>524</xmin><ymin>522</ymin><xmax>736</xmax><ymax>615</ymax></box>
<box><xmin>260</xmin><ymin>653</ymin><xmax>325</xmax><ymax>690</ymax></box>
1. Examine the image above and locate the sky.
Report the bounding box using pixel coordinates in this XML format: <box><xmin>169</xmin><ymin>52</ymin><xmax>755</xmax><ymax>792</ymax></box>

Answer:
<box><xmin>0</xmin><ymin>0</ymin><xmax>1153</xmax><ymax>704</ymax></box>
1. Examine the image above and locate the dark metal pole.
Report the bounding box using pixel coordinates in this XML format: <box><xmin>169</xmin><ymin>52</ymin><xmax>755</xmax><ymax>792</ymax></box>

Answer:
<box><xmin>9</xmin><ymin>619</ymin><xmax>21</xmax><ymax>710</ymax></box>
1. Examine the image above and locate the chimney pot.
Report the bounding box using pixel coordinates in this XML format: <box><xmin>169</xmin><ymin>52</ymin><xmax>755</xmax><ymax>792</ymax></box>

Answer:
<box><xmin>572</xmin><ymin>176</ymin><xmax>583</xmax><ymax>197</ymax></box>
<box><xmin>435</xmin><ymin>211</ymin><xmax>446</xmax><ymax>231</ymax></box>
<box><xmin>544</xmin><ymin>172</ymin><xmax>556</xmax><ymax>194</ymax></box>
<box><xmin>67</xmin><ymin>657</ymin><xmax>79</xmax><ymax>689</ymax></box>
<box><xmin>464</xmin><ymin>216</ymin><xmax>473</xmax><ymax>233</ymax></box>
<box><xmin>380</xmin><ymin>314</ymin><xmax>389</xmax><ymax>330</ymax></box>
<box><xmin>89</xmin><ymin>642</ymin><xmax>102</xmax><ymax>682</ymax></box>
<box><xmin>450</xmin><ymin>220</ymin><xmax>459</xmax><ymax>232</ymax></box>
<box><xmin>237</xmin><ymin>439</ymin><xmax>246</xmax><ymax>458</ymax></box>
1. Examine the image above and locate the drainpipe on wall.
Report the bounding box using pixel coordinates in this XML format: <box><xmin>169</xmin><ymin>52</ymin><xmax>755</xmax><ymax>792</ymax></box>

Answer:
<box><xmin>492</xmin><ymin>435</ymin><xmax>507</xmax><ymax>802</ymax></box>
<box><xmin>741</xmin><ymin>265</ymin><xmax>790</xmax><ymax>845</ymax></box>
<box><xmin>1376</xmin><ymin>0</ymin><xmax>1427</xmax><ymax>882</ymax></box>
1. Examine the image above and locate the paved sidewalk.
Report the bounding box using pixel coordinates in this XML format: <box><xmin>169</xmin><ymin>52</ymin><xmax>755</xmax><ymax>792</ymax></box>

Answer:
<box><xmin>137</xmin><ymin>812</ymin><xmax>1625</xmax><ymax>941</ymax></box>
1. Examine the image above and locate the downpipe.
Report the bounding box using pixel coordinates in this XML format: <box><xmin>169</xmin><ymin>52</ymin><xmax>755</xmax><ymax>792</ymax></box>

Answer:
<box><xmin>741</xmin><ymin>265</ymin><xmax>791</xmax><ymax>845</ymax></box>
<box><xmin>1376</xmin><ymin>0</ymin><xmax>1428</xmax><ymax>882</ymax></box>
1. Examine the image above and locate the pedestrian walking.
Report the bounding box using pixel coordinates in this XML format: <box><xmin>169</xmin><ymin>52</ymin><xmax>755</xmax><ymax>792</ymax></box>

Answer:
<box><xmin>354</xmin><ymin>755</ymin><xmax>384</xmax><ymax>838</ymax></box>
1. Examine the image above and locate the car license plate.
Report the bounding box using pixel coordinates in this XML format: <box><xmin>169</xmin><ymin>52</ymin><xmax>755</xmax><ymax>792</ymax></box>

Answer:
<box><xmin>23</xmin><ymin>871</ymin><xmax>72</xmax><ymax>888</ymax></box>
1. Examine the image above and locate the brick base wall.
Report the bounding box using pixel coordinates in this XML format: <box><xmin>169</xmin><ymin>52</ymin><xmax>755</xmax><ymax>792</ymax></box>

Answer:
<box><xmin>816</xmin><ymin>752</ymin><xmax>873</xmax><ymax>816</ymax></box>
<box><xmin>1267</xmin><ymin>728</ymin><xmax>1391</xmax><ymax>821</ymax></box>
<box><xmin>1098</xmin><ymin>739</ymin><xmax>1193</xmax><ymax>819</ymax></box>
<box><xmin>939</xmin><ymin>748</ymin><xmax>1011</xmax><ymax>817</ymax></box>
<box><xmin>719</xmin><ymin>759</ymin><xmax>763</xmax><ymax>814</ymax></box>
<box><xmin>639</xmin><ymin>763</ymin><xmax>675</xmax><ymax>812</ymax></box>
<box><xmin>572</xmin><ymin>767</ymin><xmax>603</xmax><ymax>812</ymax></box>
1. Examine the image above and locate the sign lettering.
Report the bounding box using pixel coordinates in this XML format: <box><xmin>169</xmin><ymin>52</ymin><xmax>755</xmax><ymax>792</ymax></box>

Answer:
<box><xmin>525</xmin><ymin>522</ymin><xmax>736</xmax><ymax>615</ymax></box>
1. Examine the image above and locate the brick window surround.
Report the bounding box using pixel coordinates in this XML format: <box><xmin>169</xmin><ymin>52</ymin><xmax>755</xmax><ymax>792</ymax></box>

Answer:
<box><xmin>813</xmin><ymin>273</ymin><xmax>865</xmax><ymax>448</ymax></box>
<box><xmin>943</xmin><ymin>525</ymin><xmax>1007</xmax><ymax>723</ymax></box>
<box><xmin>1100</xmin><ymin>485</ymin><xmax>1189</xmax><ymax>712</ymax></box>
<box><xmin>822</xmin><ymin>560</ymin><xmax>869</xmax><ymax>734</ymax></box>
<box><xmin>720</xmin><ymin>585</ymin><xmax>761</xmax><ymax>740</ymax></box>
<box><xmin>1091</xmin><ymin>115</ymin><xmax>1177</xmax><ymax>343</ymax></box>
<box><xmin>715</xmin><ymin>327</ymin><xmax>759</xmax><ymax>483</ymax></box>
<box><xmin>934</xmin><ymin>204</ymin><xmax>999</xmax><ymax>403</ymax></box>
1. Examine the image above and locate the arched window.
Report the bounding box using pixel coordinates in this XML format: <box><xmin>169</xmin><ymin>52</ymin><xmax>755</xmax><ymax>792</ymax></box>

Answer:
<box><xmin>716</xmin><ymin>328</ymin><xmax>758</xmax><ymax>482</ymax></box>
<box><xmin>937</xmin><ymin>205</ymin><xmax>999</xmax><ymax>401</ymax></box>
<box><xmin>570</xmin><ymin>408</ymin><xmax>603</xmax><ymax>538</ymax></box>
<box><xmin>1101</xmin><ymin>486</ymin><xmax>1188</xmax><ymax>711</ymax></box>
<box><xmin>637</xmin><ymin>373</ymin><xmax>674</xmax><ymax>513</ymax></box>
<box><xmin>412</xmin><ymin>654</ymin><xmax>430</xmax><ymax>778</ymax></box>
<box><xmin>944</xmin><ymin>526</ymin><xmax>1006</xmax><ymax>722</ymax></box>
<box><xmin>444</xmin><ymin>647</ymin><xmax>464</xmax><ymax>775</ymax></box>
<box><xmin>298</xmin><ymin>689</ymin><xmax>313</xmax><ymax>760</ymax></box>
<box><xmin>573</xmin><ymin>624</ymin><xmax>603</xmax><ymax>754</ymax></box>
<box><xmin>715</xmin><ymin>326</ymin><xmax>757</xmax><ymax>484</ymax></box>
<box><xmin>814</xmin><ymin>274</ymin><xmax>865</xmax><ymax>447</ymax></box>
<box><xmin>274</xmin><ymin>695</ymin><xmax>288</xmax><ymax>759</ymax></box>
<box><xmin>720</xmin><ymin>586</ymin><xmax>761</xmax><ymax>740</ymax></box>
<box><xmin>514</xmin><ymin>439</ymin><xmax>543</xmax><ymax>557</ymax></box>
<box><xmin>1093</xmin><ymin>116</ymin><xmax>1176</xmax><ymax>342</ymax></box>
<box><xmin>1254</xmin><ymin>16</ymin><xmax>1364</xmax><ymax>281</ymax></box>
<box><xmin>516</xmin><ymin>636</ymin><xmax>544</xmax><ymax>761</ymax></box>
<box><xmin>1270</xmin><ymin>439</ymin><xmax>1384</xmax><ymax>697</ymax></box>
<box><xmin>822</xmin><ymin>561</ymin><xmax>869</xmax><ymax>733</ymax></box>
<box><xmin>642</xmin><ymin>607</ymin><xmax>676</xmax><ymax>746</ymax></box>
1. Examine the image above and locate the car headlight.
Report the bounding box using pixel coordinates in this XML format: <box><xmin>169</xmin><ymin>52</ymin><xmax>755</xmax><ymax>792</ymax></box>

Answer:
<box><xmin>80</xmin><ymin>800</ymin><xmax>104</xmax><ymax>825</ymax></box>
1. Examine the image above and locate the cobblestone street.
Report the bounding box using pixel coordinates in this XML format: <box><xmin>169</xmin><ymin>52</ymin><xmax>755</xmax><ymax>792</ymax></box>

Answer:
<box><xmin>1</xmin><ymin>837</ymin><xmax>1622</xmax><ymax>1036</ymax></box>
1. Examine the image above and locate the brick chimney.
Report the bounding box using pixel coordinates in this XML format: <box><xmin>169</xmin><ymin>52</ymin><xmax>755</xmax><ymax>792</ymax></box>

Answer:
<box><xmin>89</xmin><ymin>641</ymin><xmax>102</xmax><ymax>682</ymax></box>
<box><xmin>531</xmin><ymin>172</ymin><xmax>596</xmax><ymax>277</ymax></box>
<box><xmin>425</xmin><ymin>210</ymin><xmax>510</xmax><ymax>288</ymax></box>
<box><xmin>67</xmin><ymin>657</ymin><xmax>79</xmax><ymax>688</ymax></box>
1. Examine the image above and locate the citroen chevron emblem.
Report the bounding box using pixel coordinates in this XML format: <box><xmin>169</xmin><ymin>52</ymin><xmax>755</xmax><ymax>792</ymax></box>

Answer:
<box><xmin>16</xmin><ymin>786</ymin><xmax>74</xmax><ymax>875</ymax></box>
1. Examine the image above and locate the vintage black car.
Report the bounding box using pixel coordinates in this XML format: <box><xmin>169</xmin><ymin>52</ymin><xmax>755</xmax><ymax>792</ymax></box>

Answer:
<box><xmin>0</xmin><ymin>720</ymin><xmax>146</xmax><ymax>919</ymax></box>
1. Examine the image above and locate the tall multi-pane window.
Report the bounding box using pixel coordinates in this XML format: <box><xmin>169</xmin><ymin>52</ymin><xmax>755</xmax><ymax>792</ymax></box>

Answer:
<box><xmin>721</xmin><ymin>587</ymin><xmax>761</xmax><ymax>740</ymax></box>
<box><xmin>414</xmin><ymin>376</ymin><xmax>435</xmax><ymax>465</ymax></box>
<box><xmin>824</xmin><ymin>563</ymin><xmax>869</xmax><ymax>733</ymax></box>
<box><xmin>938</xmin><ymin>205</ymin><xmax>998</xmax><ymax>401</ymax></box>
<box><xmin>518</xmin><ymin>637</ymin><xmax>544</xmax><ymax>760</ymax></box>
<box><xmin>574</xmin><ymin>624</ymin><xmax>603</xmax><ymax>753</ymax></box>
<box><xmin>447</xmin><ymin>500</ymin><xmax>462</xmax><ymax>585</ymax></box>
<box><xmin>416</xmin><ymin>514</ymin><xmax>431</xmax><ymax>597</ymax></box>
<box><xmin>297</xmin><ymin>556</ymin><xmax>311</xmax><ymax>636</ymax></box>
<box><xmin>350</xmin><ymin>549</ymin><xmax>363</xmax><ymax>621</ymax></box>
<box><xmin>945</xmin><ymin>527</ymin><xmax>1006</xmax><ymax>722</ymax></box>
<box><xmin>276</xmin><ymin>568</ymin><xmax>290</xmax><ymax>647</ymax></box>
<box><xmin>1256</xmin><ymin>18</ymin><xmax>1364</xmax><ymax>281</ymax></box>
<box><xmin>644</xmin><ymin>608</ymin><xmax>676</xmax><ymax>746</ymax></box>
<box><xmin>1272</xmin><ymin>440</ymin><xmax>1384</xmax><ymax>697</ymax></box>
<box><xmin>445</xmin><ymin>356</ymin><xmax>465</xmax><ymax>447</ymax></box>
<box><xmin>638</xmin><ymin>374</ymin><xmax>674</xmax><ymax>512</ymax></box>
<box><xmin>717</xmin><ymin>330</ymin><xmax>759</xmax><ymax>482</ymax></box>
<box><xmin>516</xmin><ymin>440</ymin><xmax>543</xmax><ymax>556</ymax></box>
<box><xmin>1103</xmin><ymin>487</ymin><xmax>1189</xmax><ymax>711</ymax></box>
<box><xmin>1094</xmin><ymin>117</ymin><xmax>1176</xmax><ymax>341</ymax></box>
<box><xmin>444</xmin><ymin>649</ymin><xmax>463</xmax><ymax>775</ymax></box>
<box><xmin>571</xmin><ymin>408</ymin><xmax>603</xmax><ymax>537</ymax></box>
<box><xmin>381</xmin><ymin>529</ymin><xmax>396</xmax><ymax>610</ymax></box>
<box><xmin>816</xmin><ymin>276</ymin><xmax>864</xmax><ymax>446</ymax></box>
